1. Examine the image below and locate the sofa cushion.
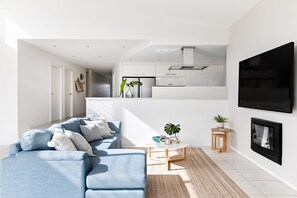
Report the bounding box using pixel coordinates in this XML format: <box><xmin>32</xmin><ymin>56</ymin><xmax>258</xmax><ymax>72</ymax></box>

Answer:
<box><xmin>61</xmin><ymin>118</ymin><xmax>82</xmax><ymax>133</ymax></box>
<box><xmin>86</xmin><ymin>189</ymin><xmax>145</xmax><ymax>198</ymax></box>
<box><xmin>47</xmin><ymin>123</ymin><xmax>63</xmax><ymax>132</ymax></box>
<box><xmin>90</xmin><ymin>133</ymin><xmax>121</xmax><ymax>151</ymax></box>
<box><xmin>79</xmin><ymin>117</ymin><xmax>91</xmax><ymax>125</ymax></box>
<box><xmin>107</xmin><ymin>121</ymin><xmax>121</xmax><ymax>133</ymax></box>
<box><xmin>20</xmin><ymin>129</ymin><xmax>54</xmax><ymax>151</ymax></box>
<box><xmin>86</xmin><ymin>149</ymin><xmax>146</xmax><ymax>189</ymax></box>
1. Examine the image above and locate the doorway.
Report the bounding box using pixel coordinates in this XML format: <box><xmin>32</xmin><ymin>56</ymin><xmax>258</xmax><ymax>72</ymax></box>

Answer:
<box><xmin>64</xmin><ymin>70</ymin><xmax>73</xmax><ymax>119</ymax></box>
<box><xmin>51</xmin><ymin>65</ymin><xmax>62</xmax><ymax>122</ymax></box>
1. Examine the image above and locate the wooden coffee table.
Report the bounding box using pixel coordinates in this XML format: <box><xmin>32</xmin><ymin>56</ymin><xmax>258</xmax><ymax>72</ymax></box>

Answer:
<box><xmin>146</xmin><ymin>142</ymin><xmax>189</xmax><ymax>171</ymax></box>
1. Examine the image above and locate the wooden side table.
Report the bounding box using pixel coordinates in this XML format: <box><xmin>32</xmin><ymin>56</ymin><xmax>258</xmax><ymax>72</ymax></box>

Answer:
<box><xmin>211</xmin><ymin>128</ymin><xmax>233</xmax><ymax>152</ymax></box>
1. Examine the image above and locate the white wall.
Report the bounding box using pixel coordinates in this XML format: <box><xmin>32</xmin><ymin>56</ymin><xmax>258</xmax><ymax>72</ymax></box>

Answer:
<box><xmin>86</xmin><ymin>98</ymin><xmax>228</xmax><ymax>147</ymax></box>
<box><xmin>227</xmin><ymin>0</ymin><xmax>297</xmax><ymax>190</ymax></box>
<box><xmin>0</xmin><ymin>1</ymin><xmax>229</xmax><ymax>144</ymax></box>
<box><xmin>185</xmin><ymin>65</ymin><xmax>226</xmax><ymax>86</ymax></box>
<box><xmin>18</xmin><ymin>41</ymin><xmax>86</xmax><ymax>135</ymax></box>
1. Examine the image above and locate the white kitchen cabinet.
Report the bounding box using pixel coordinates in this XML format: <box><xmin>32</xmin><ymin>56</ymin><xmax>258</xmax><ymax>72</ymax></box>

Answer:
<box><xmin>122</xmin><ymin>64</ymin><xmax>156</xmax><ymax>76</ymax></box>
<box><xmin>156</xmin><ymin>77</ymin><xmax>186</xmax><ymax>86</ymax></box>
<box><xmin>156</xmin><ymin>64</ymin><xmax>185</xmax><ymax>77</ymax></box>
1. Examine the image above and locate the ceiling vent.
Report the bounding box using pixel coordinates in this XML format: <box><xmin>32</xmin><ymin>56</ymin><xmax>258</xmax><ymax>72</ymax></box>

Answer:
<box><xmin>169</xmin><ymin>47</ymin><xmax>208</xmax><ymax>71</ymax></box>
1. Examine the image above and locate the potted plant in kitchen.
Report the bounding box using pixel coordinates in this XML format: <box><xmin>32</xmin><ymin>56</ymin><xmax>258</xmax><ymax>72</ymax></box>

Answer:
<box><xmin>164</xmin><ymin>122</ymin><xmax>181</xmax><ymax>144</ymax></box>
<box><xmin>125</xmin><ymin>81</ymin><xmax>142</xmax><ymax>98</ymax></box>
<box><xmin>213</xmin><ymin>114</ymin><xmax>228</xmax><ymax>129</ymax></box>
<box><xmin>119</xmin><ymin>79</ymin><xmax>127</xmax><ymax>97</ymax></box>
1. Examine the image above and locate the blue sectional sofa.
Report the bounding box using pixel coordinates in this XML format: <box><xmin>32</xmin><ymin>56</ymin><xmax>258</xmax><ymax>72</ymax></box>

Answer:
<box><xmin>0</xmin><ymin>117</ymin><xmax>147</xmax><ymax>198</ymax></box>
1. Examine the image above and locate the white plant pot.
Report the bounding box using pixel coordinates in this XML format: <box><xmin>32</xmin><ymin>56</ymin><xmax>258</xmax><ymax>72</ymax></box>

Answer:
<box><xmin>217</xmin><ymin>122</ymin><xmax>224</xmax><ymax>129</ymax></box>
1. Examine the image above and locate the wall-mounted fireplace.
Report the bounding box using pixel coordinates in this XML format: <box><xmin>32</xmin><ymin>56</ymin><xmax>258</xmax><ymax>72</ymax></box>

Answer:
<box><xmin>251</xmin><ymin>118</ymin><xmax>282</xmax><ymax>165</ymax></box>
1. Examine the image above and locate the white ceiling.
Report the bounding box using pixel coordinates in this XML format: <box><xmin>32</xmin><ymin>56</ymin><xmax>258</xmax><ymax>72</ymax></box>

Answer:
<box><xmin>124</xmin><ymin>45</ymin><xmax>227</xmax><ymax>64</ymax></box>
<box><xmin>23</xmin><ymin>39</ymin><xmax>149</xmax><ymax>72</ymax></box>
<box><xmin>20</xmin><ymin>0</ymin><xmax>260</xmax><ymax>72</ymax></box>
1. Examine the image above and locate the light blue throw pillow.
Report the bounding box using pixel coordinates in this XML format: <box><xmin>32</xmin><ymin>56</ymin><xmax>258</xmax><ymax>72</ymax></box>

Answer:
<box><xmin>20</xmin><ymin>129</ymin><xmax>54</xmax><ymax>151</ymax></box>
<box><xmin>61</xmin><ymin>118</ymin><xmax>82</xmax><ymax>134</ymax></box>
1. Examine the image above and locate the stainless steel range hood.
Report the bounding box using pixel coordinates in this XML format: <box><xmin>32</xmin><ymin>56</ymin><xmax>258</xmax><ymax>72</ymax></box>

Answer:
<box><xmin>169</xmin><ymin>47</ymin><xmax>208</xmax><ymax>71</ymax></box>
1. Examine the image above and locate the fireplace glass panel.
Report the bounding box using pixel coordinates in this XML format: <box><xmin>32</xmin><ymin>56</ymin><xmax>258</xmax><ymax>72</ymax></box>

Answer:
<box><xmin>252</xmin><ymin>123</ymin><xmax>274</xmax><ymax>151</ymax></box>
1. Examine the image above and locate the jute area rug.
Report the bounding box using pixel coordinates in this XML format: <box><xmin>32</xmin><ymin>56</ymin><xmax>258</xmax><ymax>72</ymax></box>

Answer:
<box><xmin>145</xmin><ymin>147</ymin><xmax>248</xmax><ymax>198</ymax></box>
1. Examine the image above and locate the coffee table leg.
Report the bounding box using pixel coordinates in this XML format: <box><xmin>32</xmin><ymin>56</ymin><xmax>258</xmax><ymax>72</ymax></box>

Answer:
<box><xmin>148</xmin><ymin>147</ymin><xmax>152</xmax><ymax>157</ymax></box>
<box><xmin>183</xmin><ymin>147</ymin><xmax>187</xmax><ymax>160</ymax></box>
<box><xmin>165</xmin><ymin>149</ymin><xmax>170</xmax><ymax>171</ymax></box>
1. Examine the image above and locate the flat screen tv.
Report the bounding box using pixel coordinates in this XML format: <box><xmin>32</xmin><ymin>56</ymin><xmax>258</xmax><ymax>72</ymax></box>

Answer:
<box><xmin>238</xmin><ymin>42</ymin><xmax>294</xmax><ymax>113</ymax></box>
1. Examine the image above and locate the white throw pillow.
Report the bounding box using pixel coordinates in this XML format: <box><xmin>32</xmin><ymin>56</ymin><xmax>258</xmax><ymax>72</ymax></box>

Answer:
<box><xmin>47</xmin><ymin>131</ymin><xmax>77</xmax><ymax>151</ymax></box>
<box><xmin>92</xmin><ymin>116</ymin><xmax>116</xmax><ymax>134</ymax></box>
<box><xmin>80</xmin><ymin>124</ymin><xmax>103</xmax><ymax>142</ymax></box>
<box><xmin>85</xmin><ymin>118</ymin><xmax>113</xmax><ymax>138</ymax></box>
<box><xmin>65</xmin><ymin>130</ymin><xmax>95</xmax><ymax>156</ymax></box>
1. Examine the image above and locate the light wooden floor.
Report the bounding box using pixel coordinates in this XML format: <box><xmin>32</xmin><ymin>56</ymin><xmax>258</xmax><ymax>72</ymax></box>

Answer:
<box><xmin>146</xmin><ymin>147</ymin><xmax>247</xmax><ymax>198</ymax></box>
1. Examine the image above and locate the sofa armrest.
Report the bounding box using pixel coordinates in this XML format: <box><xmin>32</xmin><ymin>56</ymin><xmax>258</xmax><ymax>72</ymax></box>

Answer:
<box><xmin>108</xmin><ymin>121</ymin><xmax>121</xmax><ymax>133</ymax></box>
<box><xmin>15</xmin><ymin>150</ymin><xmax>89</xmax><ymax>161</ymax></box>
<box><xmin>1</xmin><ymin>150</ymin><xmax>92</xmax><ymax>198</ymax></box>
<box><xmin>9</xmin><ymin>142</ymin><xmax>22</xmax><ymax>155</ymax></box>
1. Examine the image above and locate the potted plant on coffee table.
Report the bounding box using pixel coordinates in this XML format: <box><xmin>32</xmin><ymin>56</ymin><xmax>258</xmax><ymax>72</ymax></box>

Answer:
<box><xmin>164</xmin><ymin>122</ymin><xmax>181</xmax><ymax>144</ymax></box>
<box><xmin>213</xmin><ymin>114</ymin><xmax>228</xmax><ymax>129</ymax></box>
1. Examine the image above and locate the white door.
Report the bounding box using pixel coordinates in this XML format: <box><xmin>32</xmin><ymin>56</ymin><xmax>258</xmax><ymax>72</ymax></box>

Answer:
<box><xmin>51</xmin><ymin>66</ymin><xmax>62</xmax><ymax>122</ymax></box>
<box><xmin>65</xmin><ymin>70</ymin><xmax>73</xmax><ymax>118</ymax></box>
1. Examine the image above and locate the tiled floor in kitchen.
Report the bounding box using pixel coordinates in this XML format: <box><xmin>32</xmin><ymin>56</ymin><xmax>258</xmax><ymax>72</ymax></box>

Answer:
<box><xmin>201</xmin><ymin>146</ymin><xmax>297</xmax><ymax>198</ymax></box>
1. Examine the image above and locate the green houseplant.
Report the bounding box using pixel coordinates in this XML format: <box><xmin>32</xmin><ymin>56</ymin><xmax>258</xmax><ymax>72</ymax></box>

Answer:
<box><xmin>213</xmin><ymin>114</ymin><xmax>228</xmax><ymax>129</ymax></box>
<box><xmin>164</xmin><ymin>123</ymin><xmax>181</xmax><ymax>143</ymax></box>
<box><xmin>125</xmin><ymin>81</ymin><xmax>142</xmax><ymax>98</ymax></box>
<box><xmin>119</xmin><ymin>79</ymin><xmax>143</xmax><ymax>98</ymax></box>
<box><xmin>119</xmin><ymin>79</ymin><xmax>127</xmax><ymax>97</ymax></box>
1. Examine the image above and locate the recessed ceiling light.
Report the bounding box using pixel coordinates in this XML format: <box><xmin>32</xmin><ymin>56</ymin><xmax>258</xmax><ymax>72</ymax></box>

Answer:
<box><xmin>52</xmin><ymin>45</ymin><xmax>57</xmax><ymax>48</ymax></box>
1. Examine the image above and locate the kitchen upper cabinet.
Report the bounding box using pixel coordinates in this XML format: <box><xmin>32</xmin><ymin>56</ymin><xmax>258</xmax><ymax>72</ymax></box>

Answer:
<box><xmin>122</xmin><ymin>64</ymin><xmax>156</xmax><ymax>76</ymax></box>
<box><xmin>156</xmin><ymin>64</ymin><xmax>185</xmax><ymax>77</ymax></box>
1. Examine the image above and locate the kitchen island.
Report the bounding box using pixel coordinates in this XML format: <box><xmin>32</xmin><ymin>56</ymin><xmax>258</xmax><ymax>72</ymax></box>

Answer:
<box><xmin>86</xmin><ymin>97</ymin><xmax>228</xmax><ymax>147</ymax></box>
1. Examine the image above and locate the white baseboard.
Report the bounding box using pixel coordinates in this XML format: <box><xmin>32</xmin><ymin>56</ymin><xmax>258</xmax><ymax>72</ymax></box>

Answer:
<box><xmin>230</xmin><ymin>146</ymin><xmax>297</xmax><ymax>192</ymax></box>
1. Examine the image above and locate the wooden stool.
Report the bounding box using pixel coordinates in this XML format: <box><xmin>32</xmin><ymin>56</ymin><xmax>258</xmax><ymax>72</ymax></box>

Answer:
<box><xmin>212</xmin><ymin>132</ymin><xmax>227</xmax><ymax>152</ymax></box>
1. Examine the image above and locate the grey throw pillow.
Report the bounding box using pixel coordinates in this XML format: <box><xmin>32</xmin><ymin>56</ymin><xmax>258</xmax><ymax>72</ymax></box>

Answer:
<box><xmin>85</xmin><ymin>118</ymin><xmax>113</xmax><ymax>138</ymax></box>
<box><xmin>91</xmin><ymin>116</ymin><xmax>116</xmax><ymax>134</ymax></box>
<box><xmin>65</xmin><ymin>130</ymin><xmax>95</xmax><ymax>156</ymax></box>
<box><xmin>80</xmin><ymin>124</ymin><xmax>103</xmax><ymax>142</ymax></box>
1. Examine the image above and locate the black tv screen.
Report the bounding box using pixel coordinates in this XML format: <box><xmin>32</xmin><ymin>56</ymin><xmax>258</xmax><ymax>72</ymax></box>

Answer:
<box><xmin>238</xmin><ymin>42</ymin><xmax>294</xmax><ymax>113</ymax></box>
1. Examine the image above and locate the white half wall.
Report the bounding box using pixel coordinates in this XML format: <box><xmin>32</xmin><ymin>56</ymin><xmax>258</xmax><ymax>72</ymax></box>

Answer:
<box><xmin>227</xmin><ymin>0</ymin><xmax>297</xmax><ymax>190</ymax></box>
<box><xmin>18</xmin><ymin>41</ymin><xmax>86</xmax><ymax>136</ymax></box>
<box><xmin>86</xmin><ymin>98</ymin><xmax>228</xmax><ymax>147</ymax></box>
